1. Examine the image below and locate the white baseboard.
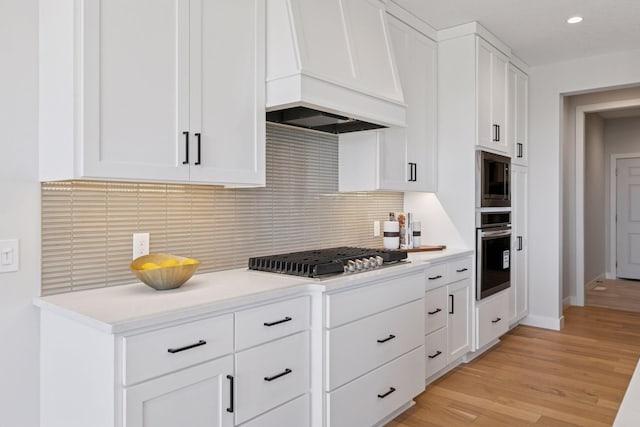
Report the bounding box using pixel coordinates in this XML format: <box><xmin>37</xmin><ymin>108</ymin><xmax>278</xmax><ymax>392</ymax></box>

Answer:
<box><xmin>563</xmin><ymin>296</ymin><xmax>571</xmax><ymax>308</ymax></box>
<box><xmin>585</xmin><ymin>274</ymin><xmax>606</xmax><ymax>289</ymax></box>
<box><xmin>606</xmin><ymin>272</ymin><xmax>616</xmax><ymax>280</ymax></box>
<box><xmin>520</xmin><ymin>314</ymin><xmax>563</xmax><ymax>331</ymax></box>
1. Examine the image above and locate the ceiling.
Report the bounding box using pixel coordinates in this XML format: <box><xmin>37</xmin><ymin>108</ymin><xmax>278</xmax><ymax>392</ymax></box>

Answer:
<box><xmin>598</xmin><ymin>107</ymin><xmax>640</xmax><ymax>120</ymax></box>
<box><xmin>393</xmin><ymin>0</ymin><xmax>640</xmax><ymax>67</ymax></box>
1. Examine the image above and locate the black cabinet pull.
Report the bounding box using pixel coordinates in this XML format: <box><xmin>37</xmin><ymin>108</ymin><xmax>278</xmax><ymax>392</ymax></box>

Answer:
<box><xmin>517</xmin><ymin>143</ymin><xmax>523</xmax><ymax>158</ymax></box>
<box><xmin>492</xmin><ymin>124</ymin><xmax>498</xmax><ymax>142</ymax></box>
<box><xmin>428</xmin><ymin>350</ymin><xmax>442</xmax><ymax>359</ymax></box>
<box><xmin>428</xmin><ymin>275</ymin><xmax>442</xmax><ymax>281</ymax></box>
<box><xmin>264</xmin><ymin>316</ymin><xmax>292</xmax><ymax>327</ymax></box>
<box><xmin>456</xmin><ymin>268</ymin><xmax>468</xmax><ymax>273</ymax></box>
<box><xmin>377</xmin><ymin>334</ymin><xmax>396</xmax><ymax>344</ymax></box>
<box><xmin>408</xmin><ymin>162</ymin><xmax>417</xmax><ymax>182</ymax></box>
<box><xmin>226</xmin><ymin>375</ymin><xmax>234</xmax><ymax>413</ymax></box>
<box><xmin>428</xmin><ymin>308</ymin><xmax>442</xmax><ymax>315</ymax></box>
<box><xmin>182</xmin><ymin>131</ymin><xmax>189</xmax><ymax>165</ymax></box>
<box><xmin>449</xmin><ymin>294</ymin><xmax>454</xmax><ymax>314</ymax></box>
<box><xmin>194</xmin><ymin>132</ymin><xmax>201</xmax><ymax>165</ymax></box>
<box><xmin>491</xmin><ymin>317</ymin><xmax>502</xmax><ymax>324</ymax></box>
<box><xmin>497</xmin><ymin>125</ymin><xmax>501</xmax><ymax>141</ymax></box>
<box><xmin>517</xmin><ymin>236</ymin><xmax>523</xmax><ymax>251</ymax></box>
<box><xmin>377</xmin><ymin>387</ymin><xmax>396</xmax><ymax>399</ymax></box>
<box><xmin>167</xmin><ymin>340</ymin><xmax>206</xmax><ymax>354</ymax></box>
<box><xmin>264</xmin><ymin>368</ymin><xmax>292</xmax><ymax>382</ymax></box>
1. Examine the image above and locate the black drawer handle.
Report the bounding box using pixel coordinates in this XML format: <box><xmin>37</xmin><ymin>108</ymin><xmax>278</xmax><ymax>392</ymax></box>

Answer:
<box><xmin>264</xmin><ymin>316</ymin><xmax>292</xmax><ymax>327</ymax></box>
<box><xmin>226</xmin><ymin>375</ymin><xmax>234</xmax><ymax>413</ymax></box>
<box><xmin>456</xmin><ymin>268</ymin><xmax>468</xmax><ymax>273</ymax></box>
<box><xmin>428</xmin><ymin>275</ymin><xmax>443</xmax><ymax>280</ymax></box>
<box><xmin>428</xmin><ymin>350</ymin><xmax>442</xmax><ymax>359</ymax></box>
<box><xmin>428</xmin><ymin>308</ymin><xmax>442</xmax><ymax>315</ymax></box>
<box><xmin>449</xmin><ymin>294</ymin><xmax>454</xmax><ymax>315</ymax></box>
<box><xmin>491</xmin><ymin>317</ymin><xmax>502</xmax><ymax>324</ymax></box>
<box><xmin>377</xmin><ymin>387</ymin><xmax>396</xmax><ymax>399</ymax></box>
<box><xmin>167</xmin><ymin>340</ymin><xmax>206</xmax><ymax>354</ymax></box>
<box><xmin>377</xmin><ymin>334</ymin><xmax>396</xmax><ymax>344</ymax></box>
<box><xmin>264</xmin><ymin>368</ymin><xmax>292</xmax><ymax>382</ymax></box>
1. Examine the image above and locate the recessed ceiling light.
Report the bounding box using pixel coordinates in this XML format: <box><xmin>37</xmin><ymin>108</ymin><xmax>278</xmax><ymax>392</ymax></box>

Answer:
<box><xmin>567</xmin><ymin>16</ymin><xmax>583</xmax><ymax>24</ymax></box>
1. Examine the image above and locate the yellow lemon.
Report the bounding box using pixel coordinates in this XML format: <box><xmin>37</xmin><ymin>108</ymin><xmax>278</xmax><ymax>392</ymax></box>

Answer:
<box><xmin>140</xmin><ymin>262</ymin><xmax>160</xmax><ymax>270</ymax></box>
<box><xmin>160</xmin><ymin>258</ymin><xmax>180</xmax><ymax>268</ymax></box>
<box><xmin>182</xmin><ymin>258</ymin><xmax>198</xmax><ymax>265</ymax></box>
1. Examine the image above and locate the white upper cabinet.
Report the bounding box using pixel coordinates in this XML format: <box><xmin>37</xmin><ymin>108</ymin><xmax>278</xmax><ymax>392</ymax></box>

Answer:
<box><xmin>39</xmin><ymin>0</ymin><xmax>265</xmax><ymax>186</ymax></box>
<box><xmin>339</xmin><ymin>14</ymin><xmax>437</xmax><ymax>192</ymax></box>
<box><xmin>508</xmin><ymin>64</ymin><xmax>529</xmax><ymax>166</ymax></box>
<box><xmin>476</xmin><ymin>38</ymin><xmax>509</xmax><ymax>153</ymax></box>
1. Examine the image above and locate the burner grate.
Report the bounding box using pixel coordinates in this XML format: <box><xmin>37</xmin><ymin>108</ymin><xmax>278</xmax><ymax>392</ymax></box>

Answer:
<box><xmin>248</xmin><ymin>247</ymin><xmax>407</xmax><ymax>278</ymax></box>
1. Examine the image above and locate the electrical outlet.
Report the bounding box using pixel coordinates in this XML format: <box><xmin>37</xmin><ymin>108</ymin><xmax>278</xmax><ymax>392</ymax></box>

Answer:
<box><xmin>373</xmin><ymin>221</ymin><xmax>380</xmax><ymax>237</ymax></box>
<box><xmin>133</xmin><ymin>233</ymin><xmax>150</xmax><ymax>259</ymax></box>
<box><xmin>0</xmin><ymin>239</ymin><xmax>19</xmax><ymax>273</ymax></box>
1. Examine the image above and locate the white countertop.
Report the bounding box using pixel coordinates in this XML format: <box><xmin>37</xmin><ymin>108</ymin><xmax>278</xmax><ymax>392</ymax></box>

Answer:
<box><xmin>614</xmin><ymin>357</ymin><xmax>640</xmax><ymax>426</ymax></box>
<box><xmin>34</xmin><ymin>248</ymin><xmax>472</xmax><ymax>334</ymax></box>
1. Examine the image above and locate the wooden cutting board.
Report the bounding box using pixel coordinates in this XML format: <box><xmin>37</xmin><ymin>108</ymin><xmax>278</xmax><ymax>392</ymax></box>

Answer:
<box><xmin>398</xmin><ymin>245</ymin><xmax>446</xmax><ymax>253</ymax></box>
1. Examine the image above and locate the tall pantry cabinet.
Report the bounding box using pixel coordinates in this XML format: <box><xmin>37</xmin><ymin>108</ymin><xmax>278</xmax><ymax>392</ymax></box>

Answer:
<box><xmin>437</xmin><ymin>23</ymin><xmax>530</xmax><ymax>349</ymax></box>
<box><xmin>39</xmin><ymin>0</ymin><xmax>265</xmax><ymax>186</ymax></box>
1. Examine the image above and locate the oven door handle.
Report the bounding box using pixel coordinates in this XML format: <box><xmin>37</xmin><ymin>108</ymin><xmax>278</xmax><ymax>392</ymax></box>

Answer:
<box><xmin>479</xmin><ymin>230</ymin><xmax>511</xmax><ymax>238</ymax></box>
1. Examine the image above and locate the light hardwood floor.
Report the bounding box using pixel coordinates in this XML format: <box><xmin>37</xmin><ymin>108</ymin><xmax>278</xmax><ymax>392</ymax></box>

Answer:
<box><xmin>586</xmin><ymin>278</ymin><xmax>640</xmax><ymax>313</ymax></box>
<box><xmin>388</xmin><ymin>306</ymin><xmax>640</xmax><ymax>426</ymax></box>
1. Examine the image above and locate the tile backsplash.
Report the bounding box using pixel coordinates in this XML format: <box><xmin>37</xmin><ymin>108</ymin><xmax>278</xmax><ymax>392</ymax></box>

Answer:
<box><xmin>41</xmin><ymin>124</ymin><xmax>403</xmax><ymax>295</ymax></box>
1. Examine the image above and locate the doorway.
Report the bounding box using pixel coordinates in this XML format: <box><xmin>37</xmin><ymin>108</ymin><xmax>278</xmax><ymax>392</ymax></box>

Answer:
<box><xmin>575</xmin><ymin>98</ymin><xmax>640</xmax><ymax>307</ymax></box>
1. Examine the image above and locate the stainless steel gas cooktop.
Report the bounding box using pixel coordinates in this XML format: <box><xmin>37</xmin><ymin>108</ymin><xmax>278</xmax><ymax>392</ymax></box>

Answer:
<box><xmin>248</xmin><ymin>247</ymin><xmax>408</xmax><ymax>278</ymax></box>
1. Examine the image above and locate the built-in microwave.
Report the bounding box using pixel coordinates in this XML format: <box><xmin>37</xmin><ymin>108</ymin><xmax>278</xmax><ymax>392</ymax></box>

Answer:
<box><xmin>477</xmin><ymin>151</ymin><xmax>511</xmax><ymax>207</ymax></box>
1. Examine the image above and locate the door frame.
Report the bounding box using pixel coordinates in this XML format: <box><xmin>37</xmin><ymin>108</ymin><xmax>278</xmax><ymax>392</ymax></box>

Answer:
<box><xmin>610</xmin><ymin>154</ymin><xmax>640</xmax><ymax>281</ymax></box>
<box><xmin>575</xmin><ymin>98</ymin><xmax>640</xmax><ymax>307</ymax></box>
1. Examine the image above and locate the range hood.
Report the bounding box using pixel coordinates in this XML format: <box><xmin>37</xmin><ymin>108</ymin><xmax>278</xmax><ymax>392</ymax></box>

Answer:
<box><xmin>266</xmin><ymin>0</ymin><xmax>406</xmax><ymax>134</ymax></box>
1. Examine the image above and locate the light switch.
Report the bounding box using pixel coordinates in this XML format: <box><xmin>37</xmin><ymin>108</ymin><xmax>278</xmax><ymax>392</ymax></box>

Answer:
<box><xmin>0</xmin><ymin>240</ymin><xmax>19</xmax><ymax>273</ymax></box>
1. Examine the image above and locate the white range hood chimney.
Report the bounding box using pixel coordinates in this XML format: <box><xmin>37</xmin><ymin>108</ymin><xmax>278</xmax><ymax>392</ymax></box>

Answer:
<box><xmin>265</xmin><ymin>0</ymin><xmax>406</xmax><ymax>134</ymax></box>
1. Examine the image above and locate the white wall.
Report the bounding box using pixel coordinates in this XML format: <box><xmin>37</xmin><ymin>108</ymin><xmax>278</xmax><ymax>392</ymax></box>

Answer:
<box><xmin>0</xmin><ymin>0</ymin><xmax>40</xmax><ymax>425</ymax></box>
<box><xmin>583</xmin><ymin>114</ymin><xmax>606</xmax><ymax>285</ymax></box>
<box><xmin>529</xmin><ymin>48</ymin><xmax>640</xmax><ymax>329</ymax></box>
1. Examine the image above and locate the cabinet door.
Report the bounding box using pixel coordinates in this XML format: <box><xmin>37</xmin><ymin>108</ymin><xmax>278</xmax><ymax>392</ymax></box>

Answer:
<box><xmin>82</xmin><ymin>0</ymin><xmax>190</xmax><ymax>181</ymax></box>
<box><xmin>124</xmin><ymin>356</ymin><xmax>233</xmax><ymax>427</ymax></box>
<box><xmin>379</xmin><ymin>16</ymin><xmax>438</xmax><ymax>192</ymax></box>
<box><xmin>188</xmin><ymin>0</ymin><xmax>265</xmax><ymax>185</ymax></box>
<box><xmin>490</xmin><ymin>50</ymin><xmax>508</xmax><ymax>151</ymax></box>
<box><xmin>511</xmin><ymin>166</ymin><xmax>528</xmax><ymax>323</ymax></box>
<box><xmin>507</xmin><ymin>65</ymin><xmax>517</xmax><ymax>159</ymax></box>
<box><xmin>476</xmin><ymin>38</ymin><xmax>508</xmax><ymax>153</ymax></box>
<box><xmin>514</xmin><ymin>70</ymin><xmax>529</xmax><ymax>165</ymax></box>
<box><xmin>447</xmin><ymin>279</ymin><xmax>471</xmax><ymax>362</ymax></box>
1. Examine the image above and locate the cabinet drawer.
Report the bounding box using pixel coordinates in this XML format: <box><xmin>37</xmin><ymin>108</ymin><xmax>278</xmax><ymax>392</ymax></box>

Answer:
<box><xmin>235</xmin><ymin>296</ymin><xmax>309</xmax><ymax>351</ymax></box>
<box><xmin>327</xmin><ymin>346</ymin><xmax>425</xmax><ymax>427</ymax></box>
<box><xmin>425</xmin><ymin>328</ymin><xmax>447</xmax><ymax>379</ymax></box>
<box><xmin>476</xmin><ymin>291</ymin><xmax>509</xmax><ymax>349</ymax></box>
<box><xmin>326</xmin><ymin>299</ymin><xmax>424</xmax><ymax>391</ymax></box>
<box><xmin>447</xmin><ymin>257</ymin><xmax>473</xmax><ymax>283</ymax></box>
<box><xmin>240</xmin><ymin>394</ymin><xmax>309</xmax><ymax>427</ymax></box>
<box><xmin>123</xmin><ymin>314</ymin><xmax>233</xmax><ymax>385</ymax></box>
<box><xmin>425</xmin><ymin>286</ymin><xmax>447</xmax><ymax>335</ymax></box>
<box><xmin>424</xmin><ymin>263</ymin><xmax>448</xmax><ymax>291</ymax></box>
<box><xmin>326</xmin><ymin>272</ymin><xmax>424</xmax><ymax>328</ymax></box>
<box><xmin>235</xmin><ymin>331</ymin><xmax>309</xmax><ymax>424</ymax></box>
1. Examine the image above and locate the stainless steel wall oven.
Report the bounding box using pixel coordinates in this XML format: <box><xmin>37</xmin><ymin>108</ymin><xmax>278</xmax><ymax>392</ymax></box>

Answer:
<box><xmin>476</xmin><ymin>211</ymin><xmax>511</xmax><ymax>300</ymax></box>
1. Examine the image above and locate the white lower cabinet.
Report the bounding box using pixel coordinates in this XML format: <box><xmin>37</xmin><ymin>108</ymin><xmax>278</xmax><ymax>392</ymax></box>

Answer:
<box><xmin>476</xmin><ymin>291</ymin><xmax>509</xmax><ymax>349</ymax></box>
<box><xmin>447</xmin><ymin>279</ymin><xmax>471</xmax><ymax>363</ymax></box>
<box><xmin>240</xmin><ymin>395</ymin><xmax>309</xmax><ymax>427</ymax></box>
<box><xmin>125</xmin><ymin>356</ymin><xmax>233</xmax><ymax>427</ymax></box>
<box><xmin>324</xmin><ymin>271</ymin><xmax>426</xmax><ymax>426</ymax></box>
<box><xmin>327</xmin><ymin>347</ymin><xmax>425</xmax><ymax>427</ymax></box>
<box><xmin>423</xmin><ymin>257</ymin><xmax>472</xmax><ymax>382</ymax></box>
<box><xmin>425</xmin><ymin>328</ymin><xmax>447</xmax><ymax>378</ymax></box>
<box><xmin>235</xmin><ymin>331</ymin><xmax>310</xmax><ymax>424</ymax></box>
